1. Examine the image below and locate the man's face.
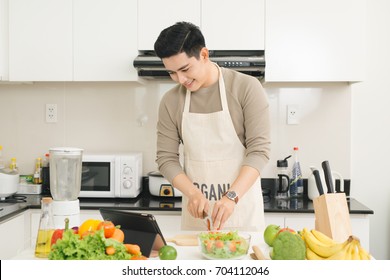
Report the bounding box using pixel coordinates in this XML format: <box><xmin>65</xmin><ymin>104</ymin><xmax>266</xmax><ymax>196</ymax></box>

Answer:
<box><xmin>162</xmin><ymin>50</ymin><xmax>208</xmax><ymax>91</ymax></box>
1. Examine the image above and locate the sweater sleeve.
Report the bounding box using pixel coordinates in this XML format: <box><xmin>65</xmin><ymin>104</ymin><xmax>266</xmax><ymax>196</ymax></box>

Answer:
<box><xmin>240</xmin><ymin>76</ymin><xmax>271</xmax><ymax>174</ymax></box>
<box><xmin>155</xmin><ymin>87</ymin><xmax>185</xmax><ymax>183</ymax></box>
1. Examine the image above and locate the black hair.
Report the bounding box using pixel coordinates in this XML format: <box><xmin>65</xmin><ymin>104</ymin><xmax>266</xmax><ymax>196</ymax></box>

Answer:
<box><xmin>154</xmin><ymin>22</ymin><xmax>206</xmax><ymax>59</ymax></box>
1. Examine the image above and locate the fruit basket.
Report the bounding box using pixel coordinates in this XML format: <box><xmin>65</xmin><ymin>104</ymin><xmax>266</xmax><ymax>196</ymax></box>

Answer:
<box><xmin>198</xmin><ymin>231</ymin><xmax>250</xmax><ymax>260</ymax></box>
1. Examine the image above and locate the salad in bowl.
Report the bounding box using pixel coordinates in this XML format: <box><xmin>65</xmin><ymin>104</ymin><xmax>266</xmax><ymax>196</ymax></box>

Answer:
<box><xmin>198</xmin><ymin>231</ymin><xmax>251</xmax><ymax>260</ymax></box>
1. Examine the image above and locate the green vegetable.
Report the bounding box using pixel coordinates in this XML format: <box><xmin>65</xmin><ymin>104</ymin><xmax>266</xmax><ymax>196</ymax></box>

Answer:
<box><xmin>270</xmin><ymin>231</ymin><xmax>306</xmax><ymax>260</ymax></box>
<box><xmin>48</xmin><ymin>229</ymin><xmax>131</xmax><ymax>260</ymax></box>
<box><xmin>198</xmin><ymin>231</ymin><xmax>249</xmax><ymax>259</ymax></box>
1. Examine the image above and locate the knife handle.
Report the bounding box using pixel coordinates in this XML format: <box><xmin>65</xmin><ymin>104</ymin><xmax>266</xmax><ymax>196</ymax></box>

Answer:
<box><xmin>312</xmin><ymin>169</ymin><xmax>324</xmax><ymax>196</ymax></box>
<box><xmin>322</xmin><ymin>161</ymin><xmax>334</xmax><ymax>193</ymax></box>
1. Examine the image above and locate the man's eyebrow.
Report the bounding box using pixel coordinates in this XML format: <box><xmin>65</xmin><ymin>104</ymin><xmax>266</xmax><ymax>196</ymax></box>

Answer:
<box><xmin>167</xmin><ymin>63</ymin><xmax>190</xmax><ymax>73</ymax></box>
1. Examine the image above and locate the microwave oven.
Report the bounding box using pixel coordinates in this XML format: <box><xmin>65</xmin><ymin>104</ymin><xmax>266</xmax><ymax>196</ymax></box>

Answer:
<box><xmin>79</xmin><ymin>153</ymin><xmax>143</xmax><ymax>198</ymax></box>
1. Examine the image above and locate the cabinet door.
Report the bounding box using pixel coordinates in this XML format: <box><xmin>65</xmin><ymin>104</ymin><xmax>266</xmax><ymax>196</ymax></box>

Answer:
<box><xmin>137</xmin><ymin>0</ymin><xmax>201</xmax><ymax>50</ymax></box>
<box><xmin>201</xmin><ymin>0</ymin><xmax>265</xmax><ymax>50</ymax></box>
<box><xmin>0</xmin><ymin>212</ymin><xmax>29</xmax><ymax>259</ymax></box>
<box><xmin>9</xmin><ymin>0</ymin><xmax>73</xmax><ymax>81</ymax></box>
<box><xmin>0</xmin><ymin>0</ymin><xmax>9</xmax><ymax>81</ymax></box>
<box><xmin>265</xmin><ymin>0</ymin><xmax>365</xmax><ymax>82</ymax></box>
<box><xmin>73</xmin><ymin>0</ymin><xmax>138</xmax><ymax>81</ymax></box>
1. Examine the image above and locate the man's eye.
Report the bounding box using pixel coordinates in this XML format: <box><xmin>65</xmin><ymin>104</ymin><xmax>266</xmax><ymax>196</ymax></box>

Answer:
<box><xmin>182</xmin><ymin>68</ymin><xmax>189</xmax><ymax>72</ymax></box>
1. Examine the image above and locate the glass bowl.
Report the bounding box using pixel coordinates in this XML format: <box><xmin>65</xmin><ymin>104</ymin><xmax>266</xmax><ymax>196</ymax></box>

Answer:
<box><xmin>198</xmin><ymin>231</ymin><xmax>251</xmax><ymax>260</ymax></box>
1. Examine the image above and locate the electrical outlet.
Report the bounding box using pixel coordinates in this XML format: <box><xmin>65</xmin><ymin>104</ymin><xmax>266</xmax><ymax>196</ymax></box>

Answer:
<box><xmin>287</xmin><ymin>104</ymin><xmax>300</xmax><ymax>125</ymax></box>
<box><xmin>46</xmin><ymin>104</ymin><xmax>57</xmax><ymax>123</ymax></box>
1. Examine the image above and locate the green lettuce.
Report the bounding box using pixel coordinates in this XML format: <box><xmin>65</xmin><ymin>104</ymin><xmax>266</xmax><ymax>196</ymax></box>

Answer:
<box><xmin>48</xmin><ymin>229</ymin><xmax>131</xmax><ymax>260</ymax></box>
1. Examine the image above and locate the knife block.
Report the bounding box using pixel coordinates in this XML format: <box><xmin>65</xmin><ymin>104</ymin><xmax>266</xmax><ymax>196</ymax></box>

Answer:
<box><xmin>313</xmin><ymin>192</ymin><xmax>352</xmax><ymax>242</ymax></box>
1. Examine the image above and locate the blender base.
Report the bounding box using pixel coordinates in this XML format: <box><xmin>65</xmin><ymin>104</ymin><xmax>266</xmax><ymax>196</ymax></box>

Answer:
<box><xmin>52</xmin><ymin>199</ymin><xmax>81</xmax><ymax>228</ymax></box>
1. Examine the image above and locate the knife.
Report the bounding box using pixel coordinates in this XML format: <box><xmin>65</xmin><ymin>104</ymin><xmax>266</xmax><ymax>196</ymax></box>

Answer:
<box><xmin>322</xmin><ymin>161</ymin><xmax>335</xmax><ymax>193</ymax></box>
<box><xmin>312</xmin><ymin>169</ymin><xmax>324</xmax><ymax>196</ymax></box>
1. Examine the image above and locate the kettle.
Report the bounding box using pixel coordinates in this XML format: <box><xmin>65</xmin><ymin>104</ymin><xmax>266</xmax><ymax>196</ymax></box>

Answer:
<box><xmin>308</xmin><ymin>166</ymin><xmax>344</xmax><ymax>200</ymax></box>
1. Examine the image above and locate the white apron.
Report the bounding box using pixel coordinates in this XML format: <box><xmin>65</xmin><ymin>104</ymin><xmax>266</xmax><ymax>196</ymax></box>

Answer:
<box><xmin>181</xmin><ymin>65</ymin><xmax>264</xmax><ymax>231</ymax></box>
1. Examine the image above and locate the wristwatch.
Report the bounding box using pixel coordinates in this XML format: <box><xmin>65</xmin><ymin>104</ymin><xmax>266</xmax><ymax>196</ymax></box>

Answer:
<box><xmin>223</xmin><ymin>191</ymin><xmax>239</xmax><ymax>204</ymax></box>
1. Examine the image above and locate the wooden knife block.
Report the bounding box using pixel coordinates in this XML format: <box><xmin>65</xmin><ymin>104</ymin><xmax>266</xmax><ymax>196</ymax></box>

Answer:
<box><xmin>313</xmin><ymin>192</ymin><xmax>352</xmax><ymax>242</ymax></box>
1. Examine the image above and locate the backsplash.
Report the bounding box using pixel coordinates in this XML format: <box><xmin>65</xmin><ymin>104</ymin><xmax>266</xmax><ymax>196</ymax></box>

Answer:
<box><xmin>0</xmin><ymin>81</ymin><xmax>351</xmax><ymax>179</ymax></box>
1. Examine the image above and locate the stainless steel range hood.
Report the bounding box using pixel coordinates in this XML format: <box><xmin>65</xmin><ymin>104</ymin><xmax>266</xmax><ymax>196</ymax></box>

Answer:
<box><xmin>133</xmin><ymin>50</ymin><xmax>265</xmax><ymax>79</ymax></box>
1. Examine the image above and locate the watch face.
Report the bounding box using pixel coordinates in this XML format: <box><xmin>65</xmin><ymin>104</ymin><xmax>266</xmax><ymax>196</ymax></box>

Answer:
<box><xmin>227</xmin><ymin>191</ymin><xmax>237</xmax><ymax>199</ymax></box>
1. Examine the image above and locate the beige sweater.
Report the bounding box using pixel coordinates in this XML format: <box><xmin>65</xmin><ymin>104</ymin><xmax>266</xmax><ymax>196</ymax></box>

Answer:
<box><xmin>156</xmin><ymin>67</ymin><xmax>271</xmax><ymax>183</ymax></box>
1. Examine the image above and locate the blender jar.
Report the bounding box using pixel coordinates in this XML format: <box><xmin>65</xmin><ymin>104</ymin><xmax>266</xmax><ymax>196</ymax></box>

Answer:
<box><xmin>49</xmin><ymin>148</ymin><xmax>83</xmax><ymax>201</ymax></box>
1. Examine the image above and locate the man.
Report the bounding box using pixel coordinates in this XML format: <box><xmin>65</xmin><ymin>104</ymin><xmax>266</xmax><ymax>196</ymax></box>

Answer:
<box><xmin>154</xmin><ymin>22</ymin><xmax>270</xmax><ymax>231</ymax></box>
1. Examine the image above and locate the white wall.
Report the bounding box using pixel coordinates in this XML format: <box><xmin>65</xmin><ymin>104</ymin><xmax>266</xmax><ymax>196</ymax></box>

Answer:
<box><xmin>0</xmin><ymin>81</ymin><xmax>351</xmax><ymax>179</ymax></box>
<box><xmin>350</xmin><ymin>0</ymin><xmax>390</xmax><ymax>260</ymax></box>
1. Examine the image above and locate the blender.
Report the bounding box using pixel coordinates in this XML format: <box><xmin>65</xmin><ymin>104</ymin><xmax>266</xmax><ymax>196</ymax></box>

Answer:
<box><xmin>49</xmin><ymin>147</ymin><xmax>83</xmax><ymax>228</ymax></box>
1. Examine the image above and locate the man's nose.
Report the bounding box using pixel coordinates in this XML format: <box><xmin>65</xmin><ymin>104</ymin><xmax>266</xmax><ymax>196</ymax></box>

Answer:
<box><xmin>177</xmin><ymin>72</ymin><xmax>187</xmax><ymax>84</ymax></box>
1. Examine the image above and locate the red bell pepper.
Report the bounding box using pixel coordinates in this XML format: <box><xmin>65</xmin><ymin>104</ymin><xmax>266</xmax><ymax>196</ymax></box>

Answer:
<box><xmin>51</xmin><ymin>218</ymin><xmax>70</xmax><ymax>245</ymax></box>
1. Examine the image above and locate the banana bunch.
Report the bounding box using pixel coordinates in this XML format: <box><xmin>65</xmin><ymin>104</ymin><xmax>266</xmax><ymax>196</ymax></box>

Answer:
<box><xmin>301</xmin><ymin>228</ymin><xmax>371</xmax><ymax>260</ymax></box>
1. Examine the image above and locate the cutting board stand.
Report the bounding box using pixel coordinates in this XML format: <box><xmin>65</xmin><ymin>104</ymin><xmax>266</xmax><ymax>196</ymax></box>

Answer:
<box><xmin>313</xmin><ymin>192</ymin><xmax>352</xmax><ymax>242</ymax></box>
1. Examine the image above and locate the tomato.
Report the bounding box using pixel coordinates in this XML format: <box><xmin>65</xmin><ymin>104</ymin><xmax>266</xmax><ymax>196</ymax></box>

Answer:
<box><xmin>158</xmin><ymin>245</ymin><xmax>177</xmax><ymax>260</ymax></box>
<box><xmin>205</xmin><ymin>240</ymin><xmax>213</xmax><ymax>252</ymax></box>
<box><xmin>215</xmin><ymin>240</ymin><xmax>224</xmax><ymax>248</ymax></box>
<box><xmin>228</xmin><ymin>241</ymin><xmax>237</xmax><ymax>252</ymax></box>
<box><xmin>97</xmin><ymin>220</ymin><xmax>116</xmax><ymax>238</ymax></box>
<box><xmin>78</xmin><ymin>219</ymin><xmax>101</xmax><ymax>236</ymax></box>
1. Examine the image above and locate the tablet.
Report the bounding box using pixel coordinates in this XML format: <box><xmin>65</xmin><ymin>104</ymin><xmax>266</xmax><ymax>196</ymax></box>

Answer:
<box><xmin>99</xmin><ymin>208</ymin><xmax>166</xmax><ymax>258</ymax></box>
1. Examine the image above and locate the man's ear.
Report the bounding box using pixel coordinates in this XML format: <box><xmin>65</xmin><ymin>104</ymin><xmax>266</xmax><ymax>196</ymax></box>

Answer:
<box><xmin>200</xmin><ymin>47</ymin><xmax>209</xmax><ymax>60</ymax></box>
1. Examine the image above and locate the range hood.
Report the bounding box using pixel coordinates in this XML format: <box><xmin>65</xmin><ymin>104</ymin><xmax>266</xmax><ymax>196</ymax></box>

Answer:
<box><xmin>133</xmin><ymin>50</ymin><xmax>265</xmax><ymax>79</ymax></box>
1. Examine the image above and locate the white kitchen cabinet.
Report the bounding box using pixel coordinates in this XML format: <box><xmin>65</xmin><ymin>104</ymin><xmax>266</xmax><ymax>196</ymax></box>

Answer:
<box><xmin>0</xmin><ymin>211</ymin><xmax>30</xmax><ymax>259</ymax></box>
<box><xmin>73</xmin><ymin>0</ymin><xmax>138</xmax><ymax>81</ymax></box>
<box><xmin>265</xmin><ymin>0</ymin><xmax>366</xmax><ymax>82</ymax></box>
<box><xmin>0</xmin><ymin>0</ymin><xmax>9</xmax><ymax>81</ymax></box>
<box><xmin>137</xmin><ymin>0</ymin><xmax>201</xmax><ymax>50</ymax></box>
<box><xmin>9</xmin><ymin>0</ymin><xmax>73</xmax><ymax>81</ymax></box>
<box><xmin>201</xmin><ymin>0</ymin><xmax>265</xmax><ymax>50</ymax></box>
<box><xmin>138</xmin><ymin>0</ymin><xmax>264</xmax><ymax>51</ymax></box>
<box><xmin>9</xmin><ymin>0</ymin><xmax>138</xmax><ymax>81</ymax></box>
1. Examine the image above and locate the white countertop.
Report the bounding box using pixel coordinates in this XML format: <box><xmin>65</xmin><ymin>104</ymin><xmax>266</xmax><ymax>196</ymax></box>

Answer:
<box><xmin>12</xmin><ymin>212</ymin><xmax>269</xmax><ymax>260</ymax></box>
<box><xmin>12</xmin><ymin>231</ymin><xmax>269</xmax><ymax>260</ymax></box>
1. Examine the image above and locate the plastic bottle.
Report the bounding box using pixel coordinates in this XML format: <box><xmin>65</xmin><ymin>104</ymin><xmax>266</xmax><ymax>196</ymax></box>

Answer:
<box><xmin>0</xmin><ymin>145</ymin><xmax>5</xmax><ymax>169</ymax></box>
<box><xmin>289</xmin><ymin>147</ymin><xmax>304</xmax><ymax>198</ymax></box>
<box><xmin>9</xmin><ymin>157</ymin><xmax>19</xmax><ymax>172</ymax></box>
<box><xmin>35</xmin><ymin>197</ymin><xmax>55</xmax><ymax>258</ymax></box>
<box><xmin>34</xmin><ymin>157</ymin><xmax>43</xmax><ymax>184</ymax></box>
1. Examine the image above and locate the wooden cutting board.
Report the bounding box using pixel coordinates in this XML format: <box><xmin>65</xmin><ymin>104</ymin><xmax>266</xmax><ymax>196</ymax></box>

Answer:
<box><xmin>165</xmin><ymin>234</ymin><xmax>198</xmax><ymax>246</ymax></box>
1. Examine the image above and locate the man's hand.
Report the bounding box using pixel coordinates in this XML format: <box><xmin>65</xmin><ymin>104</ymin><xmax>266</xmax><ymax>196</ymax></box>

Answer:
<box><xmin>187</xmin><ymin>190</ymin><xmax>209</xmax><ymax>219</ymax></box>
<box><xmin>210</xmin><ymin>196</ymin><xmax>235</xmax><ymax>230</ymax></box>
